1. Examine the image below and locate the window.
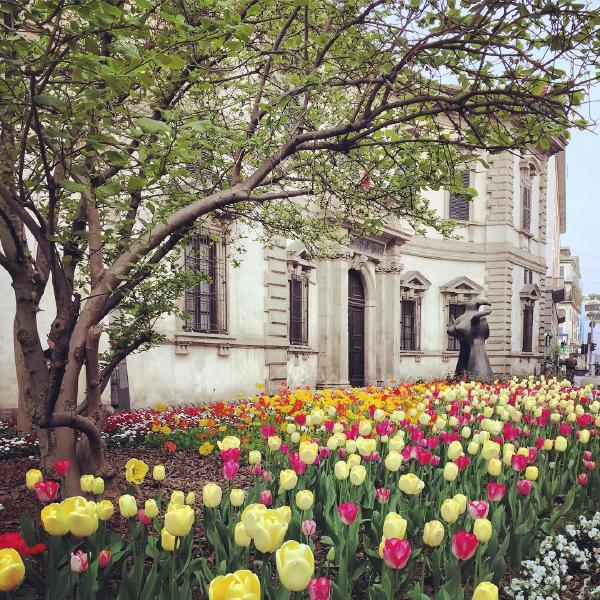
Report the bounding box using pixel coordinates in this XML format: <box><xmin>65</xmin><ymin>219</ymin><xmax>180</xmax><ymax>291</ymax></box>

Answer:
<box><xmin>524</xmin><ymin>269</ymin><xmax>533</xmax><ymax>284</ymax></box>
<box><xmin>447</xmin><ymin>303</ymin><xmax>466</xmax><ymax>351</ymax></box>
<box><xmin>289</xmin><ymin>274</ymin><xmax>308</xmax><ymax>345</ymax></box>
<box><xmin>522</xmin><ymin>304</ymin><xmax>534</xmax><ymax>352</ymax></box>
<box><xmin>401</xmin><ymin>299</ymin><xmax>421</xmax><ymax>351</ymax></box>
<box><xmin>522</xmin><ymin>184</ymin><xmax>532</xmax><ymax>231</ymax></box>
<box><xmin>560</xmin><ymin>266</ymin><xmax>565</xmax><ymax>277</ymax></box>
<box><xmin>184</xmin><ymin>234</ymin><xmax>227</xmax><ymax>333</ymax></box>
<box><xmin>448</xmin><ymin>170</ymin><xmax>471</xmax><ymax>221</ymax></box>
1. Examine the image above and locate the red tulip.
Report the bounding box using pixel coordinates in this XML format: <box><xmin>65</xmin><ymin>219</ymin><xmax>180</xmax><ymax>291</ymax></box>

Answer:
<box><xmin>467</xmin><ymin>500</ymin><xmax>489</xmax><ymax>520</ymax></box>
<box><xmin>260</xmin><ymin>490</ymin><xmax>273</xmax><ymax>506</ymax></box>
<box><xmin>583</xmin><ymin>450</ymin><xmax>593</xmax><ymax>461</ymax></box>
<box><xmin>0</xmin><ymin>532</ymin><xmax>46</xmax><ymax>556</ymax></box>
<box><xmin>511</xmin><ymin>454</ymin><xmax>528</xmax><ymax>472</ymax></box>
<box><xmin>98</xmin><ymin>549</ymin><xmax>111</xmax><ymax>568</ymax></box>
<box><xmin>295</xmin><ymin>414</ymin><xmax>307</xmax><ymax>426</ymax></box>
<box><xmin>516</xmin><ymin>480</ymin><xmax>532</xmax><ymax>496</ymax></box>
<box><xmin>53</xmin><ymin>460</ymin><xmax>72</xmax><ymax>478</ymax></box>
<box><xmin>455</xmin><ymin>455</ymin><xmax>470</xmax><ymax>471</ymax></box>
<box><xmin>382</xmin><ymin>538</ymin><xmax>411</xmax><ymax>569</ymax></box>
<box><xmin>487</xmin><ymin>483</ymin><xmax>506</xmax><ymax>502</ymax></box>
<box><xmin>337</xmin><ymin>502</ymin><xmax>359</xmax><ymax>525</ymax></box>
<box><xmin>164</xmin><ymin>441</ymin><xmax>177</xmax><ymax>452</ymax></box>
<box><xmin>451</xmin><ymin>531</ymin><xmax>479</xmax><ymax>560</ymax></box>
<box><xmin>307</xmin><ymin>577</ymin><xmax>331</xmax><ymax>600</ymax></box>
<box><xmin>375</xmin><ymin>487</ymin><xmax>390</xmax><ymax>504</ymax></box>
<box><xmin>33</xmin><ymin>481</ymin><xmax>60</xmax><ymax>503</ymax></box>
<box><xmin>223</xmin><ymin>461</ymin><xmax>239</xmax><ymax>481</ymax></box>
<box><xmin>578</xmin><ymin>473</ymin><xmax>588</xmax><ymax>486</ymax></box>
<box><xmin>138</xmin><ymin>509</ymin><xmax>151</xmax><ymax>526</ymax></box>
<box><xmin>583</xmin><ymin>460</ymin><xmax>596</xmax><ymax>471</ymax></box>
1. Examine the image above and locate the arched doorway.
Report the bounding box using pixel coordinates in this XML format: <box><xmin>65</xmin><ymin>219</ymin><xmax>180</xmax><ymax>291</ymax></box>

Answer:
<box><xmin>348</xmin><ymin>270</ymin><xmax>365</xmax><ymax>387</ymax></box>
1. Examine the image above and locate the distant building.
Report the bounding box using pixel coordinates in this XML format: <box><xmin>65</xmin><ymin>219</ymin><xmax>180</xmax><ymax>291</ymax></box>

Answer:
<box><xmin>582</xmin><ymin>295</ymin><xmax>600</xmax><ymax>367</ymax></box>
<box><xmin>557</xmin><ymin>248</ymin><xmax>583</xmax><ymax>353</ymax></box>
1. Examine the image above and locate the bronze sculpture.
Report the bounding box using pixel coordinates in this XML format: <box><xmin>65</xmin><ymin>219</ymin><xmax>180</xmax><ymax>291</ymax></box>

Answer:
<box><xmin>447</xmin><ymin>298</ymin><xmax>494</xmax><ymax>379</ymax></box>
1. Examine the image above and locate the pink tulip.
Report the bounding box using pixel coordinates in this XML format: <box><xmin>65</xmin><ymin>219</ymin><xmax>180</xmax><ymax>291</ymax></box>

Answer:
<box><xmin>250</xmin><ymin>465</ymin><xmax>262</xmax><ymax>477</ymax></box>
<box><xmin>98</xmin><ymin>550</ymin><xmax>111</xmax><ymax>568</ymax></box>
<box><xmin>583</xmin><ymin>460</ymin><xmax>596</xmax><ymax>471</ymax></box>
<box><xmin>220</xmin><ymin>448</ymin><xmax>240</xmax><ymax>463</ymax></box>
<box><xmin>308</xmin><ymin>577</ymin><xmax>331</xmax><ymax>600</ymax></box>
<box><xmin>487</xmin><ymin>483</ymin><xmax>506</xmax><ymax>502</ymax></box>
<box><xmin>431</xmin><ymin>455</ymin><xmax>441</xmax><ymax>467</ymax></box>
<box><xmin>53</xmin><ymin>460</ymin><xmax>72</xmax><ymax>478</ymax></box>
<box><xmin>261</xmin><ymin>470</ymin><xmax>273</xmax><ymax>482</ymax></box>
<box><xmin>455</xmin><ymin>455</ymin><xmax>470</xmax><ymax>471</ymax></box>
<box><xmin>138</xmin><ymin>509</ymin><xmax>151</xmax><ymax>526</ymax></box>
<box><xmin>375</xmin><ymin>487</ymin><xmax>390</xmax><ymax>504</ymax></box>
<box><xmin>260</xmin><ymin>490</ymin><xmax>273</xmax><ymax>506</ymax></box>
<box><xmin>451</xmin><ymin>531</ymin><xmax>479</xmax><ymax>560</ymax></box>
<box><xmin>70</xmin><ymin>550</ymin><xmax>89</xmax><ymax>573</ymax></box>
<box><xmin>583</xmin><ymin>450</ymin><xmax>593</xmax><ymax>461</ymax></box>
<box><xmin>511</xmin><ymin>454</ymin><xmax>528</xmax><ymax>472</ymax></box>
<box><xmin>516</xmin><ymin>480</ymin><xmax>532</xmax><ymax>496</ymax></box>
<box><xmin>33</xmin><ymin>481</ymin><xmax>60</xmax><ymax>503</ymax></box>
<box><xmin>337</xmin><ymin>502</ymin><xmax>359</xmax><ymax>525</ymax></box>
<box><xmin>223</xmin><ymin>461</ymin><xmax>239</xmax><ymax>481</ymax></box>
<box><xmin>301</xmin><ymin>519</ymin><xmax>317</xmax><ymax>536</ymax></box>
<box><xmin>467</xmin><ymin>500</ymin><xmax>489</xmax><ymax>520</ymax></box>
<box><xmin>280</xmin><ymin>444</ymin><xmax>290</xmax><ymax>454</ymax></box>
<box><xmin>578</xmin><ymin>473</ymin><xmax>588</xmax><ymax>486</ymax></box>
<box><xmin>261</xmin><ymin>425</ymin><xmax>276</xmax><ymax>439</ymax></box>
<box><xmin>382</xmin><ymin>538</ymin><xmax>411</xmax><ymax>569</ymax></box>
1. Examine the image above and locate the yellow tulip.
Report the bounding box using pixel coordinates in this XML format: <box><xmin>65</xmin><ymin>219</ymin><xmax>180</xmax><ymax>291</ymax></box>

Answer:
<box><xmin>525</xmin><ymin>466</ymin><xmax>538</xmax><ymax>481</ymax></box>
<box><xmin>443</xmin><ymin>462</ymin><xmax>459</xmax><ymax>482</ymax></box>
<box><xmin>555</xmin><ymin>436</ymin><xmax>568</xmax><ymax>452</ymax></box>
<box><xmin>125</xmin><ymin>458</ymin><xmax>149</xmax><ymax>485</ymax></box>
<box><xmin>481</xmin><ymin>440</ymin><xmax>500</xmax><ymax>460</ymax></box>
<box><xmin>472</xmin><ymin>581</ymin><xmax>499</xmax><ymax>600</ymax></box>
<box><xmin>217</xmin><ymin>436</ymin><xmax>240</xmax><ymax>451</ymax></box>
<box><xmin>165</xmin><ymin>504</ymin><xmax>195</xmax><ymax>537</ymax></box>
<box><xmin>80</xmin><ymin>474</ymin><xmax>95</xmax><ymax>493</ymax></box>
<box><xmin>241</xmin><ymin>503</ymin><xmax>267</xmax><ymax>537</ymax></box>
<box><xmin>25</xmin><ymin>469</ymin><xmax>43</xmax><ymax>490</ymax></box>
<box><xmin>383</xmin><ymin>512</ymin><xmax>407</xmax><ymax>540</ymax></box>
<box><xmin>249</xmin><ymin>450</ymin><xmax>262</xmax><ymax>465</ymax></box>
<box><xmin>65</xmin><ymin>498</ymin><xmax>99</xmax><ymax>537</ymax></box>
<box><xmin>298</xmin><ymin>441</ymin><xmax>318</xmax><ymax>465</ymax></box>
<box><xmin>171</xmin><ymin>490</ymin><xmax>185</xmax><ymax>506</ymax></box>
<box><xmin>358</xmin><ymin>421</ymin><xmax>372</xmax><ymax>436</ymax></box>
<box><xmin>398</xmin><ymin>473</ymin><xmax>424</xmax><ymax>495</ymax></box>
<box><xmin>388</xmin><ymin>435</ymin><xmax>405</xmax><ymax>452</ymax></box>
<box><xmin>579</xmin><ymin>429</ymin><xmax>590</xmax><ymax>444</ymax></box>
<box><xmin>92</xmin><ymin>477</ymin><xmax>104</xmax><ymax>495</ymax></box>
<box><xmin>202</xmin><ymin>483</ymin><xmax>222</xmax><ymax>508</ymax></box>
<box><xmin>447</xmin><ymin>440</ymin><xmax>463</xmax><ymax>460</ymax></box>
<box><xmin>153</xmin><ymin>465</ymin><xmax>166</xmax><ymax>481</ymax></box>
<box><xmin>96</xmin><ymin>500</ymin><xmax>115</xmax><ymax>521</ymax></box>
<box><xmin>384</xmin><ymin>451</ymin><xmax>403</xmax><ymax>472</ymax></box>
<box><xmin>467</xmin><ymin>441</ymin><xmax>480</xmax><ymax>455</ymax></box>
<box><xmin>279</xmin><ymin>469</ymin><xmax>298</xmax><ymax>491</ymax></box>
<box><xmin>208</xmin><ymin>570</ymin><xmax>260</xmax><ymax>600</ymax></box>
<box><xmin>349</xmin><ymin>465</ymin><xmax>367</xmax><ymax>486</ymax></box>
<box><xmin>118</xmin><ymin>494</ymin><xmax>138</xmax><ymax>518</ymax></box>
<box><xmin>440</xmin><ymin>499</ymin><xmax>460</xmax><ymax>523</ymax></box>
<box><xmin>347</xmin><ymin>453</ymin><xmax>361</xmax><ymax>468</ymax></box>
<box><xmin>356</xmin><ymin>437</ymin><xmax>376</xmax><ymax>457</ymax></box>
<box><xmin>473</xmin><ymin>518</ymin><xmax>492</xmax><ymax>543</ymax></box>
<box><xmin>276</xmin><ymin>505</ymin><xmax>292</xmax><ymax>524</ymax></box>
<box><xmin>161</xmin><ymin>528</ymin><xmax>180</xmax><ymax>552</ymax></box>
<box><xmin>310</xmin><ymin>409</ymin><xmax>325</xmax><ymax>426</ymax></box>
<box><xmin>230</xmin><ymin>488</ymin><xmax>246</xmax><ymax>507</ymax></box>
<box><xmin>423</xmin><ymin>520</ymin><xmax>445</xmax><ymax>547</ymax></box>
<box><xmin>235</xmin><ymin>522</ymin><xmax>252</xmax><ymax>547</ymax></box>
<box><xmin>276</xmin><ymin>540</ymin><xmax>314</xmax><ymax>591</ymax></box>
<box><xmin>0</xmin><ymin>549</ymin><xmax>25</xmax><ymax>592</ymax></box>
<box><xmin>253</xmin><ymin>510</ymin><xmax>288</xmax><ymax>553</ymax></box>
<box><xmin>268</xmin><ymin>436</ymin><xmax>282</xmax><ymax>452</ymax></box>
<box><xmin>334</xmin><ymin>461</ymin><xmax>350</xmax><ymax>480</ymax></box>
<box><xmin>487</xmin><ymin>458</ymin><xmax>502</xmax><ymax>477</ymax></box>
<box><xmin>295</xmin><ymin>490</ymin><xmax>314</xmax><ymax>511</ymax></box>
<box><xmin>41</xmin><ymin>503</ymin><xmax>69</xmax><ymax>536</ymax></box>
<box><xmin>144</xmin><ymin>499</ymin><xmax>159</xmax><ymax>519</ymax></box>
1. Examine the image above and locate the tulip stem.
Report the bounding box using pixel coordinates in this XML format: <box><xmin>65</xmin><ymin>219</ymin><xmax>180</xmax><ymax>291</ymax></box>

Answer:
<box><xmin>171</xmin><ymin>539</ymin><xmax>178</xmax><ymax>596</ymax></box>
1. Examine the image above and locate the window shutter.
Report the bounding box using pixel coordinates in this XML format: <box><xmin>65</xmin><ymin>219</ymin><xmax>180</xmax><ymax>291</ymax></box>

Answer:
<box><xmin>449</xmin><ymin>170</ymin><xmax>470</xmax><ymax>221</ymax></box>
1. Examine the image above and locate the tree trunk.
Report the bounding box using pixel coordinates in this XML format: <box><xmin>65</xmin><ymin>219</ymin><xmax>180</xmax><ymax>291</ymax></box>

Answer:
<box><xmin>14</xmin><ymin>317</ymin><xmax>32</xmax><ymax>431</ymax></box>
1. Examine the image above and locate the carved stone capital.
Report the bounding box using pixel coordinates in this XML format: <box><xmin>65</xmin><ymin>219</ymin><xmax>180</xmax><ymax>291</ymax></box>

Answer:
<box><xmin>376</xmin><ymin>260</ymin><xmax>404</xmax><ymax>273</ymax></box>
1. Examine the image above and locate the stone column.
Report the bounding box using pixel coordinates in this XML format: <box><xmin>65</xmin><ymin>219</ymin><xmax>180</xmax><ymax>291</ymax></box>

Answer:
<box><xmin>316</xmin><ymin>255</ymin><xmax>350</xmax><ymax>387</ymax></box>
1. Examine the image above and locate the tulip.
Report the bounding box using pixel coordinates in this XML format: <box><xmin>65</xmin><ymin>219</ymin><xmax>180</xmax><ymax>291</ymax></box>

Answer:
<box><xmin>472</xmin><ymin>582</ymin><xmax>499</xmax><ymax>600</ymax></box>
<box><xmin>451</xmin><ymin>531</ymin><xmax>479</xmax><ymax>560</ymax></box>
<box><xmin>453</xmin><ymin>493</ymin><xmax>468</xmax><ymax>514</ymax></box>
<box><xmin>356</xmin><ymin>437</ymin><xmax>376</xmax><ymax>457</ymax></box>
<box><xmin>260</xmin><ymin>490</ymin><xmax>273</xmax><ymax>506</ymax></box>
<box><xmin>253</xmin><ymin>510</ymin><xmax>288</xmax><ymax>553</ymax></box>
<box><xmin>125</xmin><ymin>458</ymin><xmax>149</xmax><ymax>485</ymax></box>
<box><xmin>217</xmin><ymin>436</ymin><xmax>241</xmax><ymax>451</ymax></box>
<box><xmin>473</xmin><ymin>518</ymin><xmax>492</xmax><ymax>543</ymax></box>
<box><xmin>516</xmin><ymin>480</ymin><xmax>532</xmax><ymax>496</ymax></box>
<box><xmin>185</xmin><ymin>491</ymin><xmax>196</xmax><ymax>505</ymax></box>
<box><xmin>349</xmin><ymin>465</ymin><xmax>367</xmax><ymax>486</ymax></box>
<box><xmin>326</xmin><ymin>547</ymin><xmax>335</xmax><ymax>561</ymax></box>
<box><xmin>276</xmin><ymin>540</ymin><xmax>315</xmax><ymax>591</ymax></box>
<box><xmin>447</xmin><ymin>440</ymin><xmax>463</xmax><ymax>460</ymax></box>
<box><xmin>25</xmin><ymin>469</ymin><xmax>43</xmax><ymax>490</ymax></box>
<box><xmin>440</xmin><ymin>499</ymin><xmax>460</xmax><ymax>524</ymax></box>
<box><xmin>578</xmin><ymin>473</ymin><xmax>588</xmax><ymax>486</ymax></box>
<box><xmin>248</xmin><ymin>450</ymin><xmax>262</xmax><ymax>465</ymax></box>
<box><xmin>359</xmin><ymin>420</ymin><xmax>372</xmax><ymax>436</ymax></box>
<box><xmin>487</xmin><ymin>483</ymin><xmax>506</xmax><ymax>502</ymax></box>
<box><xmin>223</xmin><ymin>461</ymin><xmax>240</xmax><ymax>481</ymax></box>
<box><xmin>153</xmin><ymin>465</ymin><xmax>166</xmax><ymax>481</ymax></box>
<box><xmin>203</xmin><ymin>483</ymin><xmax>222</xmax><ymax>508</ymax></box>
<box><xmin>119</xmin><ymin>494</ymin><xmax>138</xmax><ymax>518</ymax></box>
<box><xmin>161</xmin><ymin>528</ymin><xmax>180</xmax><ymax>552</ymax></box>
<box><xmin>144</xmin><ymin>499</ymin><xmax>159</xmax><ymax>519</ymax></box>
<box><xmin>235</xmin><ymin>521</ymin><xmax>252</xmax><ymax>547</ymax></box>
<box><xmin>511</xmin><ymin>454</ymin><xmax>528</xmax><ymax>472</ymax></box>
<box><xmin>554</xmin><ymin>436</ymin><xmax>568</xmax><ymax>452</ymax></box>
<box><xmin>80</xmin><ymin>474</ymin><xmax>95</xmax><ymax>493</ymax></box>
<box><xmin>230</xmin><ymin>488</ymin><xmax>245</xmax><ymax>507</ymax></box>
<box><xmin>66</xmin><ymin>497</ymin><xmax>99</xmax><ymax>537</ymax></box>
<box><xmin>33</xmin><ymin>481</ymin><xmax>60</xmax><ymax>503</ymax></box>
<box><xmin>96</xmin><ymin>500</ymin><xmax>115</xmax><ymax>521</ymax></box>
<box><xmin>0</xmin><ymin>548</ymin><xmax>25</xmax><ymax>592</ymax></box>
<box><xmin>382</xmin><ymin>538</ymin><xmax>411</xmax><ymax>569</ymax></box>
<box><xmin>53</xmin><ymin>460</ymin><xmax>72</xmax><ymax>478</ymax></box>
<box><xmin>301</xmin><ymin>519</ymin><xmax>317</xmax><ymax>536</ymax></box>
<box><xmin>487</xmin><ymin>458</ymin><xmax>502</xmax><ymax>476</ymax></box>
<box><xmin>208</xmin><ymin>570</ymin><xmax>260</xmax><ymax>600</ymax></box>
<box><xmin>579</xmin><ymin>429</ymin><xmax>590</xmax><ymax>444</ymax></box>
<box><xmin>296</xmin><ymin>490</ymin><xmax>314</xmax><ymax>511</ymax></box>
<box><xmin>338</xmin><ymin>502</ymin><xmax>359</xmax><ymax>525</ymax></box>
<box><xmin>423</xmin><ymin>520</ymin><xmax>445</xmax><ymax>547</ymax></box>
<box><xmin>443</xmin><ymin>462</ymin><xmax>459</xmax><ymax>482</ymax></box>
<box><xmin>347</xmin><ymin>453</ymin><xmax>361</xmax><ymax>468</ymax></box>
<box><xmin>241</xmin><ymin>503</ymin><xmax>267</xmax><ymax>537</ymax></box>
<box><xmin>384</xmin><ymin>451</ymin><xmax>403</xmax><ymax>472</ymax></box>
<box><xmin>525</xmin><ymin>466</ymin><xmax>538</xmax><ymax>481</ymax></box>
<box><xmin>467</xmin><ymin>500</ymin><xmax>489</xmax><ymax>520</ymax></box>
<box><xmin>276</xmin><ymin>505</ymin><xmax>292</xmax><ymax>524</ymax></box>
<box><xmin>165</xmin><ymin>504</ymin><xmax>195</xmax><ymax>537</ymax></box>
<box><xmin>308</xmin><ymin>577</ymin><xmax>331</xmax><ymax>600</ymax></box>
<box><xmin>70</xmin><ymin>549</ymin><xmax>89</xmax><ymax>573</ymax></box>
<box><xmin>279</xmin><ymin>469</ymin><xmax>298</xmax><ymax>491</ymax></box>
<box><xmin>398</xmin><ymin>473</ymin><xmax>424</xmax><ymax>495</ymax></box>
<box><xmin>376</xmin><ymin>487</ymin><xmax>390</xmax><ymax>504</ymax></box>
<box><xmin>299</xmin><ymin>441</ymin><xmax>319</xmax><ymax>465</ymax></box>
<box><xmin>383</xmin><ymin>512</ymin><xmax>407</xmax><ymax>540</ymax></box>
<box><xmin>481</xmin><ymin>440</ymin><xmax>500</xmax><ymax>460</ymax></box>
<box><xmin>98</xmin><ymin>549</ymin><xmax>111</xmax><ymax>568</ymax></box>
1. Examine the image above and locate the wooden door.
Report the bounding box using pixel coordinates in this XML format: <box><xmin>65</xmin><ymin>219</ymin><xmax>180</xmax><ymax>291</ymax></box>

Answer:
<box><xmin>348</xmin><ymin>270</ymin><xmax>365</xmax><ymax>387</ymax></box>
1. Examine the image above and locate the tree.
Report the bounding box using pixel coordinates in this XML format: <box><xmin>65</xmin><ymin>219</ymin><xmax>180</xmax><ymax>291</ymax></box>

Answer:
<box><xmin>1</xmin><ymin>0</ymin><xmax>599</xmax><ymax>491</ymax></box>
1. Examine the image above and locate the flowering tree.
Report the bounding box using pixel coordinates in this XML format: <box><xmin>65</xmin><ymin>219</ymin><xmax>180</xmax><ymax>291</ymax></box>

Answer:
<box><xmin>0</xmin><ymin>0</ymin><xmax>599</xmax><ymax>491</ymax></box>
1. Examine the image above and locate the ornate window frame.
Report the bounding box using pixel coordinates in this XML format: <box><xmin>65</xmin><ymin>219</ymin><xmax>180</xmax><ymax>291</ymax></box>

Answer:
<box><xmin>286</xmin><ymin>242</ymin><xmax>315</xmax><ymax>348</ymax></box>
<box><xmin>399</xmin><ymin>271</ymin><xmax>431</xmax><ymax>354</ymax></box>
<box><xmin>520</xmin><ymin>283</ymin><xmax>541</xmax><ymax>354</ymax></box>
<box><xmin>519</xmin><ymin>157</ymin><xmax>540</xmax><ymax>234</ymax></box>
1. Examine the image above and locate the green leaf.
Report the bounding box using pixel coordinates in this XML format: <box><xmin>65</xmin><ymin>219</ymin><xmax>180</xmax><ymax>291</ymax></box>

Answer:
<box><xmin>133</xmin><ymin>117</ymin><xmax>171</xmax><ymax>134</ymax></box>
<box><xmin>127</xmin><ymin>176</ymin><xmax>146</xmax><ymax>191</ymax></box>
<box><xmin>59</xmin><ymin>179</ymin><xmax>87</xmax><ymax>193</ymax></box>
<box><xmin>20</xmin><ymin>513</ymin><xmax>38</xmax><ymax>547</ymax></box>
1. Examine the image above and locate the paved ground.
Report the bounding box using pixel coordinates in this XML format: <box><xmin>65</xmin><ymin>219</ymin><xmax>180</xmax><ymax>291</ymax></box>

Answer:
<box><xmin>574</xmin><ymin>375</ymin><xmax>600</xmax><ymax>387</ymax></box>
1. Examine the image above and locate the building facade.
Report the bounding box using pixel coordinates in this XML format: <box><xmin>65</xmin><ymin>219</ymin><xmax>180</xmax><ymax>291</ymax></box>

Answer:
<box><xmin>557</xmin><ymin>247</ymin><xmax>583</xmax><ymax>353</ymax></box>
<box><xmin>0</xmin><ymin>147</ymin><xmax>568</xmax><ymax>411</ymax></box>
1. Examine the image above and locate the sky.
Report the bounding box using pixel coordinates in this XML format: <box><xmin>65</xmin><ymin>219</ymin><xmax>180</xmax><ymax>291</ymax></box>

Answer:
<box><xmin>561</xmin><ymin>85</ymin><xmax>600</xmax><ymax>296</ymax></box>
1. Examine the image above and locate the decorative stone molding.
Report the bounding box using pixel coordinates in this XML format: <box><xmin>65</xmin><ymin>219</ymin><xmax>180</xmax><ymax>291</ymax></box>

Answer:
<box><xmin>440</xmin><ymin>276</ymin><xmax>483</xmax><ymax>303</ymax></box>
<box><xmin>376</xmin><ymin>260</ymin><xmax>404</xmax><ymax>273</ymax></box>
<box><xmin>350</xmin><ymin>253</ymin><xmax>369</xmax><ymax>272</ymax></box>
<box><xmin>399</xmin><ymin>271</ymin><xmax>431</xmax><ymax>299</ymax></box>
<box><xmin>520</xmin><ymin>283</ymin><xmax>542</xmax><ymax>305</ymax></box>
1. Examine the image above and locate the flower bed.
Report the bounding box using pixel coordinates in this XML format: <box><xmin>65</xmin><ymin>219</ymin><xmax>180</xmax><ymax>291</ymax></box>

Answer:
<box><xmin>0</xmin><ymin>377</ymin><xmax>598</xmax><ymax>599</ymax></box>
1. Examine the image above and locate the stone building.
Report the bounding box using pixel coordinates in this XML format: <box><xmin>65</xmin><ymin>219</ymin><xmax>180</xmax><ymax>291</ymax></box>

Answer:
<box><xmin>0</xmin><ymin>146</ymin><xmax>568</xmax><ymax>411</ymax></box>
<box><xmin>557</xmin><ymin>247</ymin><xmax>583</xmax><ymax>353</ymax></box>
